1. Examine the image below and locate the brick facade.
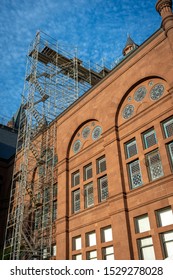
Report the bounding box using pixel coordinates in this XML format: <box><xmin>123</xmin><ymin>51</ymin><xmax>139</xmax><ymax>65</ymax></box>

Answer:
<box><xmin>53</xmin><ymin>2</ymin><xmax>173</xmax><ymax>259</ymax></box>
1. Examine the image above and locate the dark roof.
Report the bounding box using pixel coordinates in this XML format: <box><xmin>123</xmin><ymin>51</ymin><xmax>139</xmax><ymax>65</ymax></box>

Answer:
<box><xmin>0</xmin><ymin>143</ymin><xmax>16</xmax><ymax>160</ymax></box>
<box><xmin>0</xmin><ymin>126</ymin><xmax>17</xmax><ymax>161</ymax></box>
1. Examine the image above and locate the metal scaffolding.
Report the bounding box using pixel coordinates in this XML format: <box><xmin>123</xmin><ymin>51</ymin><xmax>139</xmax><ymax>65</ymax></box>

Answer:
<box><xmin>3</xmin><ymin>31</ymin><xmax>109</xmax><ymax>260</ymax></box>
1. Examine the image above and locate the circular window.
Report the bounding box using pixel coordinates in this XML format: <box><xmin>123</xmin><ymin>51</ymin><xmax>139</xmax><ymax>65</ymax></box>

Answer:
<box><xmin>122</xmin><ymin>104</ymin><xmax>134</xmax><ymax>119</ymax></box>
<box><xmin>134</xmin><ymin>86</ymin><xmax>147</xmax><ymax>102</ymax></box>
<box><xmin>150</xmin><ymin>84</ymin><xmax>164</xmax><ymax>100</ymax></box>
<box><xmin>92</xmin><ymin>126</ymin><xmax>102</xmax><ymax>140</ymax></box>
<box><xmin>73</xmin><ymin>140</ymin><xmax>82</xmax><ymax>153</ymax></box>
<box><xmin>82</xmin><ymin>126</ymin><xmax>90</xmax><ymax>139</ymax></box>
<box><xmin>148</xmin><ymin>81</ymin><xmax>154</xmax><ymax>86</ymax></box>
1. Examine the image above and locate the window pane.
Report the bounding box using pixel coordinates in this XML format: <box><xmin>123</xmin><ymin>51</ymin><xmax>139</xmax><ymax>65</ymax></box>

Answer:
<box><xmin>52</xmin><ymin>245</ymin><xmax>56</xmax><ymax>256</ymax></box>
<box><xmin>143</xmin><ymin>129</ymin><xmax>157</xmax><ymax>149</ymax></box>
<box><xmin>163</xmin><ymin>231</ymin><xmax>173</xmax><ymax>242</ymax></box>
<box><xmin>73</xmin><ymin>254</ymin><xmax>82</xmax><ymax>260</ymax></box>
<box><xmin>106</xmin><ymin>254</ymin><xmax>115</xmax><ymax>260</ymax></box>
<box><xmin>165</xmin><ymin>241</ymin><xmax>173</xmax><ymax>257</ymax></box>
<box><xmin>53</xmin><ymin>183</ymin><xmax>58</xmax><ymax>198</ymax></box>
<box><xmin>129</xmin><ymin>160</ymin><xmax>143</xmax><ymax>189</ymax></box>
<box><xmin>72</xmin><ymin>171</ymin><xmax>80</xmax><ymax>187</ymax></box>
<box><xmin>97</xmin><ymin>156</ymin><xmax>106</xmax><ymax>173</ymax></box>
<box><xmin>157</xmin><ymin>208</ymin><xmax>173</xmax><ymax>227</ymax></box>
<box><xmin>142</xmin><ymin>246</ymin><xmax>156</xmax><ymax>260</ymax></box>
<box><xmin>102</xmin><ymin>246</ymin><xmax>114</xmax><ymax>260</ymax></box>
<box><xmin>161</xmin><ymin>231</ymin><xmax>173</xmax><ymax>258</ymax></box>
<box><xmin>84</xmin><ymin>183</ymin><xmax>94</xmax><ymax>208</ymax></box>
<box><xmin>135</xmin><ymin>215</ymin><xmax>150</xmax><ymax>233</ymax></box>
<box><xmin>52</xmin><ymin>200</ymin><xmax>57</xmax><ymax>221</ymax></box>
<box><xmin>138</xmin><ymin>237</ymin><xmax>155</xmax><ymax>260</ymax></box>
<box><xmin>86</xmin><ymin>232</ymin><xmax>96</xmax><ymax>247</ymax></box>
<box><xmin>146</xmin><ymin>150</ymin><xmax>164</xmax><ymax>180</ymax></box>
<box><xmin>43</xmin><ymin>248</ymin><xmax>48</xmax><ymax>259</ymax></box>
<box><xmin>126</xmin><ymin>139</ymin><xmax>138</xmax><ymax>158</ymax></box>
<box><xmin>87</xmin><ymin>250</ymin><xmax>97</xmax><ymax>260</ymax></box>
<box><xmin>99</xmin><ymin>176</ymin><xmax>108</xmax><ymax>201</ymax></box>
<box><xmin>84</xmin><ymin>164</ymin><xmax>92</xmax><ymax>180</ymax></box>
<box><xmin>163</xmin><ymin>118</ymin><xmax>173</xmax><ymax>138</ymax></box>
<box><xmin>168</xmin><ymin>142</ymin><xmax>173</xmax><ymax>168</ymax></box>
<box><xmin>140</xmin><ymin>236</ymin><xmax>153</xmax><ymax>247</ymax></box>
<box><xmin>73</xmin><ymin>189</ymin><xmax>80</xmax><ymax>213</ymax></box>
<box><xmin>73</xmin><ymin>236</ymin><xmax>81</xmax><ymax>250</ymax></box>
<box><xmin>101</xmin><ymin>226</ymin><xmax>113</xmax><ymax>242</ymax></box>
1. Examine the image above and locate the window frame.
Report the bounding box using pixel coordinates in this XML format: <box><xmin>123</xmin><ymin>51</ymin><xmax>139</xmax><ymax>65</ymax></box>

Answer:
<box><xmin>72</xmin><ymin>189</ymin><xmax>80</xmax><ymax>213</ymax></box>
<box><xmin>84</xmin><ymin>163</ymin><xmax>93</xmax><ymax>181</ymax></box>
<box><xmin>160</xmin><ymin>231</ymin><xmax>173</xmax><ymax>259</ymax></box>
<box><xmin>84</xmin><ymin>182</ymin><xmax>94</xmax><ymax>208</ymax></box>
<box><xmin>125</xmin><ymin>138</ymin><xmax>138</xmax><ymax>159</ymax></box>
<box><xmin>135</xmin><ymin>214</ymin><xmax>151</xmax><ymax>234</ymax></box>
<box><xmin>53</xmin><ymin>183</ymin><xmax>58</xmax><ymax>199</ymax></box>
<box><xmin>71</xmin><ymin>170</ymin><xmax>80</xmax><ymax>187</ymax></box>
<box><xmin>52</xmin><ymin>200</ymin><xmax>57</xmax><ymax>222</ymax></box>
<box><xmin>162</xmin><ymin>117</ymin><xmax>173</xmax><ymax>138</ymax></box>
<box><xmin>102</xmin><ymin>246</ymin><xmax>114</xmax><ymax>260</ymax></box>
<box><xmin>86</xmin><ymin>231</ymin><xmax>96</xmax><ymax>247</ymax></box>
<box><xmin>97</xmin><ymin>156</ymin><xmax>106</xmax><ymax>174</ymax></box>
<box><xmin>86</xmin><ymin>250</ymin><xmax>97</xmax><ymax>260</ymax></box>
<box><xmin>72</xmin><ymin>236</ymin><xmax>82</xmax><ymax>251</ymax></box>
<box><xmin>145</xmin><ymin>149</ymin><xmax>164</xmax><ymax>181</ymax></box>
<box><xmin>52</xmin><ymin>244</ymin><xmax>56</xmax><ymax>257</ymax></box>
<box><xmin>137</xmin><ymin>236</ymin><xmax>156</xmax><ymax>260</ymax></box>
<box><xmin>72</xmin><ymin>254</ymin><xmax>82</xmax><ymax>260</ymax></box>
<box><xmin>128</xmin><ymin>159</ymin><xmax>143</xmax><ymax>189</ymax></box>
<box><xmin>98</xmin><ymin>175</ymin><xmax>108</xmax><ymax>202</ymax></box>
<box><xmin>101</xmin><ymin>226</ymin><xmax>113</xmax><ymax>243</ymax></box>
<box><xmin>142</xmin><ymin>128</ymin><xmax>157</xmax><ymax>149</ymax></box>
<box><xmin>156</xmin><ymin>207</ymin><xmax>173</xmax><ymax>227</ymax></box>
<box><xmin>167</xmin><ymin>141</ymin><xmax>173</xmax><ymax>171</ymax></box>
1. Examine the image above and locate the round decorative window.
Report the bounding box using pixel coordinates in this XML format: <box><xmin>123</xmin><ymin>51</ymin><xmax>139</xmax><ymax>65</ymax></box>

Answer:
<box><xmin>73</xmin><ymin>140</ymin><xmax>82</xmax><ymax>153</ymax></box>
<box><xmin>92</xmin><ymin>126</ymin><xmax>102</xmax><ymax>140</ymax></box>
<box><xmin>82</xmin><ymin>126</ymin><xmax>90</xmax><ymax>139</ymax></box>
<box><xmin>134</xmin><ymin>86</ymin><xmax>147</xmax><ymax>102</ymax></box>
<box><xmin>150</xmin><ymin>84</ymin><xmax>164</xmax><ymax>100</ymax></box>
<box><xmin>122</xmin><ymin>104</ymin><xmax>134</xmax><ymax>119</ymax></box>
<box><xmin>148</xmin><ymin>81</ymin><xmax>154</xmax><ymax>86</ymax></box>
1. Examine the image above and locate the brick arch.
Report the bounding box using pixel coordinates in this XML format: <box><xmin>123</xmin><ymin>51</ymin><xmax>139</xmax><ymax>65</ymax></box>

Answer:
<box><xmin>115</xmin><ymin>76</ymin><xmax>168</xmax><ymax>127</ymax></box>
<box><xmin>67</xmin><ymin>119</ymin><xmax>103</xmax><ymax>158</ymax></box>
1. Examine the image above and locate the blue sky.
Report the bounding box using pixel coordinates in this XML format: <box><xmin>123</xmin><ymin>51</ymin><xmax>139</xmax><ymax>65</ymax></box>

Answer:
<box><xmin>0</xmin><ymin>0</ymin><xmax>161</xmax><ymax>121</ymax></box>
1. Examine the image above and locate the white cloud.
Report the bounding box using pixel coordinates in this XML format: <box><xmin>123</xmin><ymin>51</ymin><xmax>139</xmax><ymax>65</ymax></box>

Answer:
<box><xmin>0</xmin><ymin>0</ymin><xmax>161</xmax><ymax>118</ymax></box>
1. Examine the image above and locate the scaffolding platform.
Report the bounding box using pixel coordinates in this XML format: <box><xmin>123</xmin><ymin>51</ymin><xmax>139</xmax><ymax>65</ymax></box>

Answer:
<box><xmin>3</xmin><ymin>31</ymin><xmax>111</xmax><ymax>260</ymax></box>
<box><xmin>29</xmin><ymin>46</ymin><xmax>109</xmax><ymax>86</ymax></box>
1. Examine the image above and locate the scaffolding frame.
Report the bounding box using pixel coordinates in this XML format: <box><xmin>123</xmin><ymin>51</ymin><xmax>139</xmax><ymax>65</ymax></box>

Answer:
<box><xmin>3</xmin><ymin>31</ymin><xmax>109</xmax><ymax>260</ymax></box>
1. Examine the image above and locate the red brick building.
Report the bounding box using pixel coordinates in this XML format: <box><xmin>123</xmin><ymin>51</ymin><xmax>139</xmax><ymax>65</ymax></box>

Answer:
<box><xmin>53</xmin><ymin>0</ymin><xmax>173</xmax><ymax>260</ymax></box>
<box><xmin>3</xmin><ymin>0</ymin><xmax>173</xmax><ymax>260</ymax></box>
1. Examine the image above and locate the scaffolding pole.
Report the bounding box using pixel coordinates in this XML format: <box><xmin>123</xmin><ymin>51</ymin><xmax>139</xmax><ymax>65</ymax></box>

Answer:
<box><xmin>3</xmin><ymin>31</ymin><xmax>109</xmax><ymax>260</ymax></box>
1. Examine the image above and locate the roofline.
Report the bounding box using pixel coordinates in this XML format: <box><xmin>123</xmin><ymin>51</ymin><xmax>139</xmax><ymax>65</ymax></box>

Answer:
<box><xmin>0</xmin><ymin>124</ymin><xmax>18</xmax><ymax>133</ymax></box>
<box><xmin>48</xmin><ymin>28</ymin><xmax>164</xmax><ymax>126</ymax></box>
